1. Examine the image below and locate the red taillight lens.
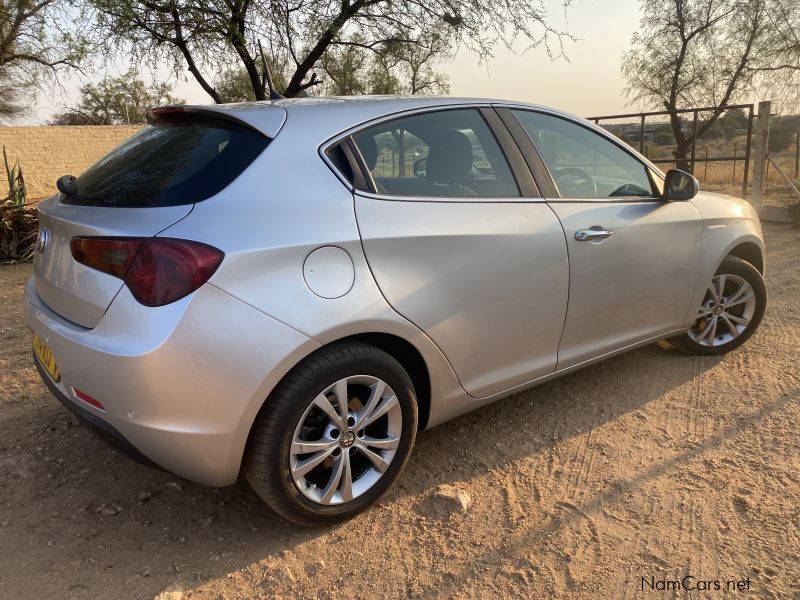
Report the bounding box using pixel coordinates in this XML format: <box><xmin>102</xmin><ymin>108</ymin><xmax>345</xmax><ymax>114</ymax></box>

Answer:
<box><xmin>71</xmin><ymin>237</ymin><xmax>224</xmax><ymax>307</ymax></box>
<box><xmin>70</xmin><ymin>238</ymin><xmax>142</xmax><ymax>278</ymax></box>
<box><xmin>125</xmin><ymin>239</ymin><xmax>224</xmax><ymax>306</ymax></box>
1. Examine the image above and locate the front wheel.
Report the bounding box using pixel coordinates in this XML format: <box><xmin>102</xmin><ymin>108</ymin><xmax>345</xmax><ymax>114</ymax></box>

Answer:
<box><xmin>669</xmin><ymin>255</ymin><xmax>766</xmax><ymax>356</ymax></box>
<box><xmin>244</xmin><ymin>342</ymin><xmax>418</xmax><ymax>525</ymax></box>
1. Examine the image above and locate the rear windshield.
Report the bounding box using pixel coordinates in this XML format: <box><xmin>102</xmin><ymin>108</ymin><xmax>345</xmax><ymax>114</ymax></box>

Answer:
<box><xmin>61</xmin><ymin>115</ymin><xmax>269</xmax><ymax>207</ymax></box>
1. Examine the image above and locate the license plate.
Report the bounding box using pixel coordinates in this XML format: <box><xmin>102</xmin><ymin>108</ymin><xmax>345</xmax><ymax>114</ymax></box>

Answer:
<box><xmin>33</xmin><ymin>333</ymin><xmax>60</xmax><ymax>382</ymax></box>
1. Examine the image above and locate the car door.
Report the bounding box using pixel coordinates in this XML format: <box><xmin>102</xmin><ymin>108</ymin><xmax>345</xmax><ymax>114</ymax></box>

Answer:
<box><xmin>501</xmin><ymin>108</ymin><xmax>701</xmax><ymax>369</ymax></box>
<box><xmin>343</xmin><ymin>107</ymin><xmax>569</xmax><ymax>398</ymax></box>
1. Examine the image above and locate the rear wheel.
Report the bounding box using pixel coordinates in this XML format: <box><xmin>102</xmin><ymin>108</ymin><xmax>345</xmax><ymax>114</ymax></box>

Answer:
<box><xmin>244</xmin><ymin>342</ymin><xmax>417</xmax><ymax>525</ymax></box>
<box><xmin>669</xmin><ymin>256</ymin><xmax>766</xmax><ymax>356</ymax></box>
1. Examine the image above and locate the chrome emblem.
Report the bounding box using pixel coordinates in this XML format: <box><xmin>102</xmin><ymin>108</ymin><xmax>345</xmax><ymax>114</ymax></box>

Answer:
<box><xmin>340</xmin><ymin>431</ymin><xmax>355</xmax><ymax>448</ymax></box>
<box><xmin>36</xmin><ymin>228</ymin><xmax>49</xmax><ymax>253</ymax></box>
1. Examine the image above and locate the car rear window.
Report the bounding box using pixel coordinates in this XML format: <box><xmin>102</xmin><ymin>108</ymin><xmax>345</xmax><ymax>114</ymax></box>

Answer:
<box><xmin>61</xmin><ymin>115</ymin><xmax>269</xmax><ymax>207</ymax></box>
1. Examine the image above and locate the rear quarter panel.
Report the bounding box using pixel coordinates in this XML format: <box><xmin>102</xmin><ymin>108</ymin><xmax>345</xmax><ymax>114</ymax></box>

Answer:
<box><xmin>159</xmin><ymin>118</ymin><xmax>469</xmax><ymax>432</ymax></box>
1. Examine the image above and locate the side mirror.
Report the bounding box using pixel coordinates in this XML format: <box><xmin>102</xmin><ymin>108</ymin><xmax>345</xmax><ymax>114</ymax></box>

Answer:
<box><xmin>662</xmin><ymin>169</ymin><xmax>699</xmax><ymax>201</ymax></box>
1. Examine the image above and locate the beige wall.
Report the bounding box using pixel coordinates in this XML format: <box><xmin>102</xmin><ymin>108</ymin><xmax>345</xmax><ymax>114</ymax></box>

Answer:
<box><xmin>0</xmin><ymin>125</ymin><xmax>142</xmax><ymax>199</ymax></box>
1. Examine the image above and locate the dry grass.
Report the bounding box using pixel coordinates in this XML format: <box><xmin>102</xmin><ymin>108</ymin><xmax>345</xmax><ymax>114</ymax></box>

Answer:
<box><xmin>0</xmin><ymin>204</ymin><xmax>37</xmax><ymax>263</ymax></box>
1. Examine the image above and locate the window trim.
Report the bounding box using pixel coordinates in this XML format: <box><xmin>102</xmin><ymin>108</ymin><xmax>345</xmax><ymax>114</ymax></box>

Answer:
<box><xmin>346</xmin><ymin>136</ymin><xmax>377</xmax><ymax>194</ymax></box>
<box><xmin>322</xmin><ymin>141</ymin><xmax>370</xmax><ymax>191</ymax></box>
<box><xmin>319</xmin><ymin>104</ymin><xmax>542</xmax><ymax>202</ymax></box>
<box><xmin>495</xmin><ymin>105</ymin><xmax>667</xmax><ymax>203</ymax></box>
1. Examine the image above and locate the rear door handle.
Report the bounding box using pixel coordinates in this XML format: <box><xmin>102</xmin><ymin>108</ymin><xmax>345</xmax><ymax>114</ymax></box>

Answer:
<box><xmin>574</xmin><ymin>227</ymin><xmax>614</xmax><ymax>242</ymax></box>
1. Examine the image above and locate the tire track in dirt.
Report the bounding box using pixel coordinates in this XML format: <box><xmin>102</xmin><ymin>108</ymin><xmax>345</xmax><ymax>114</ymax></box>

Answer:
<box><xmin>2</xmin><ymin>224</ymin><xmax>799</xmax><ymax>600</ymax></box>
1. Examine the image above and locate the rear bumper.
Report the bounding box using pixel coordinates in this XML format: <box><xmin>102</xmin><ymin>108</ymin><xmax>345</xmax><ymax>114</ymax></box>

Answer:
<box><xmin>24</xmin><ymin>277</ymin><xmax>319</xmax><ymax>486</ymax></box>
<box><xmin>33</xmin><ymin>353</ymin><xmax>164</xmax><ymax>471</ymax></box>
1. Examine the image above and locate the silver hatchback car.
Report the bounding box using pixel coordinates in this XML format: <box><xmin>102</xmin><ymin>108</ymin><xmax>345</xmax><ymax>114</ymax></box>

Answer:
<box><xmin>25</xmin><ymin>96</ymin><xmax>766</xmax><ymax>524</ymax></box>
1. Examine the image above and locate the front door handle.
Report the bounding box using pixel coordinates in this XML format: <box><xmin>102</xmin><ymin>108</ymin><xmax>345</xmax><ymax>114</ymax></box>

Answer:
<box><xmin>574</xmin><ymin>227</ymin><xmax>614</xmax><ymax>242</ymax></box>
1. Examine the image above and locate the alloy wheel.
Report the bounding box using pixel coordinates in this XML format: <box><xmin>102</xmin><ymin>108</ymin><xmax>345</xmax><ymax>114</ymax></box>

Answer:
<box><xmin>687</xmin><ymin>273</ymin><xmax>756</xmax><ymax>347</ymax></box>
<box><xmin>289</xmin><ymin>375</ymin><xmax>402</xmax><ymax>505</ymax></box>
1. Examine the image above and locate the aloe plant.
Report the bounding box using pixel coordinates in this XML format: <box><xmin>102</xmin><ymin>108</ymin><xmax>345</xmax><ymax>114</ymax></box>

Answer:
<box><xmin>1</xmin><ymin>145</ymin><xmax>36</xmax><ymax>262</ymax></box>
<box><xmin>3</xmin><ymin>146</ymin><xmax>26</xmax><ymax>207</ymax></box>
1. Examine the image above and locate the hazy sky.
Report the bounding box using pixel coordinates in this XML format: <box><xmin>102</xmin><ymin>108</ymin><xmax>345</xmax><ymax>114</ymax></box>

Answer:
<box><xmin>35</xmin><ymin>0</ymin><xmax>645</xmax><ymax>122</ymax></box>
<box><xmin>444</xmin><ymin>0</ymin><xmax>643</xmax><ymax>116</ymax></box>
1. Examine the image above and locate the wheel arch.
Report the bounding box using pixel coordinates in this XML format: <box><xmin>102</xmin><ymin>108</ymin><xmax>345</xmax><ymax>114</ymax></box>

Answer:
<box><xmin>329</xmin><ymin>332</ymin><xmax>432</xmax><ymax>431</ymax></box>
<box><xmin>247</xmin><ymin>330</ymin><xmax>433</xmax><ymax>441</ymax></box>
<box><xmin>726</xmin><ymin>241</ymin><xmax>764</xmax><ymax>274</ymax></box>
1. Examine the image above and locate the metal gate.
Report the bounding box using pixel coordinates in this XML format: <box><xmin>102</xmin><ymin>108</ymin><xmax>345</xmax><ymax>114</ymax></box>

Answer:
<box><xmin>589</xmin><ymin>104</ymin><xmax>755</xmax><ymax>199</ymax></box>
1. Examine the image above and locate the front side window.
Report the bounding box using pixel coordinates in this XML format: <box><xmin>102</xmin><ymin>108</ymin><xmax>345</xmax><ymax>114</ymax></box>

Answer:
<box><xmin>512</xmin><ymin>110</ymin><xmax>657</xmax><ymax>199</ymax></box>
<box><xmin>351</xmin><ymin>109</ymin><xmax>519</xmax><ymax>198</ymax></box>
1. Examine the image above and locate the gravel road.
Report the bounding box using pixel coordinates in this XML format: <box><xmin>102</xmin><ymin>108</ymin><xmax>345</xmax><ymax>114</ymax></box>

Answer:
<box><xmin>1</xmin><ymin>223</ymin><xmax>798</xmax><ymax>599</ymax></box>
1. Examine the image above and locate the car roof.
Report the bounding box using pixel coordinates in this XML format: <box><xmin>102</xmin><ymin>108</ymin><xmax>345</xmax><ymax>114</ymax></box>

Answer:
<box><xmin>163</xmin><ymin>96</ymin><xmax>665</xmax><ymax>177</ymax></box>
<box><xmin>174</xmin><ymin>95</ymin><xmax>583</xmax><ymax>141</ymax></box>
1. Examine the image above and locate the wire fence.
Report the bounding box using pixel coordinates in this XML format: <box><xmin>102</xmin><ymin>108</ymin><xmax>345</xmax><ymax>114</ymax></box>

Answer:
<box><xmin>590</xmin><ymin>105</ymin><xmax>800</xmax><ymax>209</ymax></box>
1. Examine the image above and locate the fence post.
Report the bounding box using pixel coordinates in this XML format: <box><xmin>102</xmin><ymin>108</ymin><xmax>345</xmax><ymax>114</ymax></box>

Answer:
<box><xmin>732</xmin><ymin>141</ymin><xmax>738</xmax><ymax>184</ymax></box>
<box><xmin>750</xmin><ymin>100</ymin><xmax>771</xmax><ymax>208</ymax></box>
<box><xmin>640</xmin><ymin>114</ymin><xmax>646</xmax><ymax>154</ymax></box>
<box><xmin>795</xmin><ymin>131</ymin><xmax>799</xmax><ymax>180</ymax></box>
<box><xmin>690</xmin><ymin>111</ymin><xmax>698</xmax><ymax>173</ymax></box>
<box><xmin>742</xmin><ymin>105</ymin><xmax>754</xmax><ymax>197</ymax></box>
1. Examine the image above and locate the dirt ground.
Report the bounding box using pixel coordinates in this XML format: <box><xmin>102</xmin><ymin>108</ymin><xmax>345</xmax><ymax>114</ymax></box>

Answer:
<box><xmin>1</xmin><ymin>223</ymin><xmax>798</xmax><ymax>600</ymax></box>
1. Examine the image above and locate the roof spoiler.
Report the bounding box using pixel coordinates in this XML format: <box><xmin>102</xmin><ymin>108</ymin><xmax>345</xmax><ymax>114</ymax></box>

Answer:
<box><xmin>146</xmin><ymin>104</ymin><xmax>286</xmax><ymax>138</ymax></box>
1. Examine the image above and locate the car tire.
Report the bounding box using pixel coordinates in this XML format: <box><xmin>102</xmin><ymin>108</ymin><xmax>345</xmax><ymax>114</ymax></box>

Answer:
<box><xmin>669</xmin><ymin>255</ymin><xmax>766</xmax><ymax>356</ymax></box>
<box><xmin>243</xmin><ymin>341</ymin><xmax>418</xmax><ymax>525</ymax></box>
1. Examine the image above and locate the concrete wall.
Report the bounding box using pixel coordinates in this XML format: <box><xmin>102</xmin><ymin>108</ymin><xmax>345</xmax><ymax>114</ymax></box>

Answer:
<box><xmin>0</xmin><ymin>125</ymin><xmax>142</xmax><ymax>199</ymax></box>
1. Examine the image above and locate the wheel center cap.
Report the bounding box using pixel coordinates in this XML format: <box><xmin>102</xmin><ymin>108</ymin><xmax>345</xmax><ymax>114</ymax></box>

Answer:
<box><xmin>340</xmin><ymin>431</ymin><xmax>355</xmax><ymax>448</ymax></box>
<box><xmin>713</xmin><ymin>305</ymin><xmax>724</xmax><ymax>315</ymax></box>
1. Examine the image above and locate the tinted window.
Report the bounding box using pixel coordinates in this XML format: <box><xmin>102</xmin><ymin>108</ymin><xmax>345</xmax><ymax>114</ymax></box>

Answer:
<box><xmin>352</xmin><ymin>109</ymin><xmax>519</xmax><ymax>198</ymax></box>
<box><xmin>512</xmin><ymin>110</ymin><xmax>656</xmax><ymax>198</ymax></box>
<box><xmin>325</xmin><ymin>143</ymin><xmax>354</xmax><ymax>185</ymax></box>
<box><xmin>62</xmin><ymin>115</ymin><xmax>269</xmax><ymax>207</ymax></box>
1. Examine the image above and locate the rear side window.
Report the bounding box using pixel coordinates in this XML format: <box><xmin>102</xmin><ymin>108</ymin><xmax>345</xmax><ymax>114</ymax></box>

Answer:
<box><xmin>62</xmin><ymin>115</ymin><xmax>269</xmax><ymax>207</ymax></box>
<box><xmin>325</xmin><ymin>143</ymin><xmax>354</xmax><ymax>184</ymax></box>
<box><xmin>351</xmin><ymin>109</ymin><xmax>519</xmax><ymax>198</ymax></box>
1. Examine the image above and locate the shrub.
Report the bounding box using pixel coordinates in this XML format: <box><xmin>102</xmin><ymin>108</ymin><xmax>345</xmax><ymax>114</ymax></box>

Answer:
<box><xmin>0</xmin><ymin>146</ymin><xmax>37</xmax><ymax>262</ymax></box>
<box><xmin>788</xmin><ymin>202</ymin><xmax>800</xmax><ymax>229</ymax></box>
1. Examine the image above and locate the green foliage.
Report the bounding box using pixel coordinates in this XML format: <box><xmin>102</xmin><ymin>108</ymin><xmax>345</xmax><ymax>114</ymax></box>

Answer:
<box><xmin>624</xmin><ymin>0</ymin><xmax>800</xmax><ymax>112</ymax></box>
<box><xmin>623</xmin><ymin>0</ymin><xmax>800</xmax><ymax>161</ymax></box>
<box><xmin>319</xmin><ymin>33</ymin><xmax>449</xmax><ymax>96</ymax></box>
<box><xmin>769</xmin><ymin>117</ymin><xmax>800</xmax><ymax>153</ymax></box>
<box><xmin>0</xmin><ymin>71</ymin><xmax>27</xmax><ymax>121</ymax></box>
<box><xmin>215</xmin><ymin>61</ymin><xmax>288</xmax><ymax>103</ymax></box>
<box><xmin>216</xmin><ymin>69</ymin><xmax>258</xmax><ymax>103</ymax></box>
<box><xmin>718</xmin><ymin>108</ymin><xmax>749</xmax><ymax>133</ymax></box>
<box><xmin>0</xmin><ymin>0</ymin><xmax>89</xmax><ymax>123</ymax></box>
<box><xmin>88</xmin><ymin>0</ymin><xmax>566</xmax><ymax>101</ymax></box>
<box><xmin>653</xmin><ymin>132</ymin><xmax>674</xmax><ymax>146</ymax></box>
<box><xmin>51</xmin><ymin>70</ymin><xmax>183</xmax><ymax>125</ymax></box>
<box><xmin>0</xmin><ymin>145</ymin><xmax>35</xmax><ymax>262</ymax></box>
<box><xmin>2</xmin><ymin>147</ymin><xmax>26</xmax><ymax>207</ymax></box>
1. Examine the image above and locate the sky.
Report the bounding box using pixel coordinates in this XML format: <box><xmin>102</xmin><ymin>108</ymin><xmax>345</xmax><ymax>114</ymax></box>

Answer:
<box><xmin>33</xmin><ymin>0</ymin><xmax>644</xmax><ymax>123</ymax></box>
<box><xmin>443</xmin><ymin>0</ymin><xmax>643</xmax><ymax>116</ymax></box>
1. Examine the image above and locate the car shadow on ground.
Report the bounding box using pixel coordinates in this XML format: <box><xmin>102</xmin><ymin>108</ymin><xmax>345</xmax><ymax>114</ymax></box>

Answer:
<box><xmin>0</xmin><ymin>338</ymin><xmax>724</xmax><ymax>598</ymax></box>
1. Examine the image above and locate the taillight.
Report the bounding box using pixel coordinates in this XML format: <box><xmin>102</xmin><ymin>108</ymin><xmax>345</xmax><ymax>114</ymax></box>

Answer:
<box><xmin>71</xmin><ymin>237</ymin><xmax>224</xmax><ymax>307</ymax></box>
<box><xmin>71</xmin><ymin>238</ymin><xmax>142</xmax><ymax>278</ymax></box>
